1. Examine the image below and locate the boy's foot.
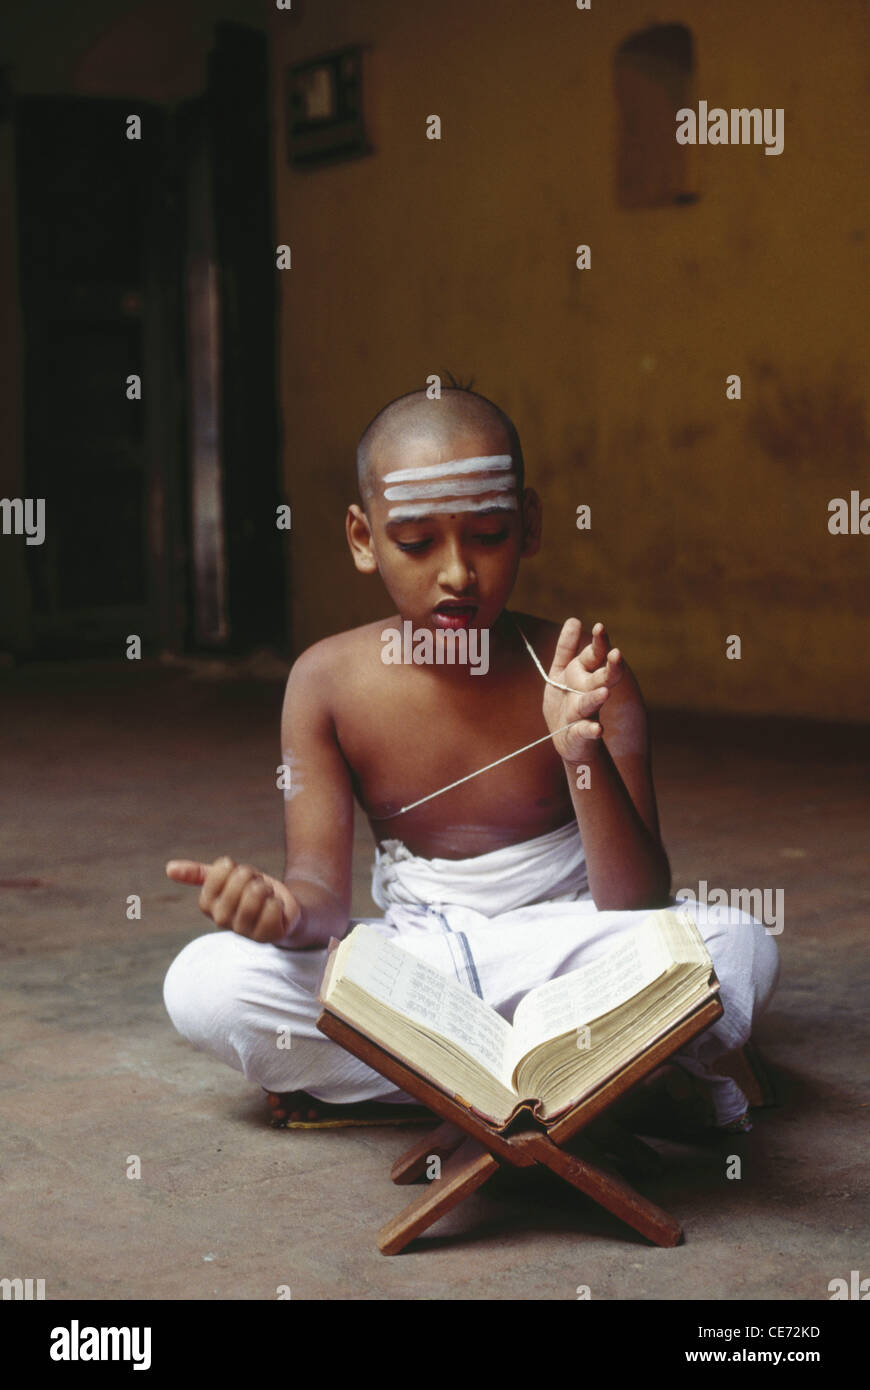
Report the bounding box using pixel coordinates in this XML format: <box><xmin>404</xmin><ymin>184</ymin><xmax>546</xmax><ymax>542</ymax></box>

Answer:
<box><xmin>265</xmin><ymin>1089</ymin><xmax>434</xmax><ymax>1128</ymax></box>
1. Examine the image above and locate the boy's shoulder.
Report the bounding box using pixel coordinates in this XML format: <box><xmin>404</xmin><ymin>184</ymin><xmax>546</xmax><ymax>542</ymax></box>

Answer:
<box><xmin>284</xmin><ymin>617</ymin><xmax>399</xmax><ymax>696</ymax></box>
<box><xmin>289</xmin><ymin>613</ymin><xmax>563</xmax><ymax>678</ymax></box>
<box><xmin>287</xmin><ymin>612</ymin><xmax>621</xmax><ymax>706</ymax></box>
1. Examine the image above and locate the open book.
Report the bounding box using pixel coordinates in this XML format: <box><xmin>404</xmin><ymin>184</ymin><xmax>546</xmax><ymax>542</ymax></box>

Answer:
<box><xmin>319</xmin><ymin>909</ymin><xmax>720</xmax><ymax>1129</ymax></box>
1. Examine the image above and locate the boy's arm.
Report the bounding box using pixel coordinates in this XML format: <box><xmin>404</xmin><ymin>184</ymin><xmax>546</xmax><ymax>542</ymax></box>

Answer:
<box><xmin>545</xmin><ymin>619</ymin><xmax>671</xmax><ymax>911</ymax></box>
<box><xmin>165</xmin><ymin>641</ymin><xmax>354</xmax><ymax>947</ymax></box>
<box><xmin>277</xmin><ymin>640</ymin><xmax>355</xmax><ymax>949</ymax></box>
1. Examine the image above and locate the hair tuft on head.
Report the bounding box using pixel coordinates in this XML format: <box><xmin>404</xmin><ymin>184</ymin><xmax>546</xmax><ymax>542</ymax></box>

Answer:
<box><xmin>441</xmin><ymin>369</ymin><xmax>476</xmax><ymax>392</ymax></box>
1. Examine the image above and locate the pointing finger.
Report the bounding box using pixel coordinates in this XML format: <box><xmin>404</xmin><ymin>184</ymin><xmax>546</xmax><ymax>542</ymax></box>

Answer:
<box><xmin>165</xmin><ymin>860</ymin><xmax>209</xmax><ymax>885</ymax></box>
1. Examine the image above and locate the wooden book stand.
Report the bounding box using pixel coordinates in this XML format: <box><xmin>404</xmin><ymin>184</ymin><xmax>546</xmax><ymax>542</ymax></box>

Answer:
<box><xmin>316</xmin><ymin>993</ymin><xmax>723</xmax><ymax>1254</ymax></box>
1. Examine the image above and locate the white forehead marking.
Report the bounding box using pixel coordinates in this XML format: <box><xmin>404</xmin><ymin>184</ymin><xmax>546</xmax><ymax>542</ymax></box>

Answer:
<box><xmin>387</xmin><ymin>497</ymin><xmax>518</xmax><ymax>521</ymax></box>
<box><xmin>385</xmin><ymin>476</ymin><xmax>516</xmax><ymax>501</ymax></box>
<box><xmin>383</xmin><ymin>454</ymin><xmax>512</xmax><ymax>485</ymax></box>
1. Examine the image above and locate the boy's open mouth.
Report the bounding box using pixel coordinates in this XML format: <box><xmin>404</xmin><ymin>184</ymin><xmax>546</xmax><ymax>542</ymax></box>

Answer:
<box><xmin>433</xmin><ymin>602</ymin><xmax>478</xmax><ymax>630</ymax></box>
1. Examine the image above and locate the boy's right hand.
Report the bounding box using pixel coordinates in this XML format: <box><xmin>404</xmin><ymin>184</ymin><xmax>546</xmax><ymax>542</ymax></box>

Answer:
<box><xmin>165</xmin><ymin>856</ymin><xmax>302</xmax><ymax>944</ymax></box>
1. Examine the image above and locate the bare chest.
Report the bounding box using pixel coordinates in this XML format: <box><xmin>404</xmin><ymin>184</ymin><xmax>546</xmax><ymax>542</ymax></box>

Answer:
<box><xmin>336</xmin><ymin>661</ymin><xmax>574</xmax><ymax>857</ymax></box>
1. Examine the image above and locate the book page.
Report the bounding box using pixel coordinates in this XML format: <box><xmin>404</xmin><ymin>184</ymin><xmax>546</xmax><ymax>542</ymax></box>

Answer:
<box><xmin>338</xmin><ymin>928</ymin><xmax>512</xmax><ymax>1084</ymax></box>
<box><xmin>509</xmin><ymin>922</ymin><xmax>670</xmax><ymax>1071</ymax></box>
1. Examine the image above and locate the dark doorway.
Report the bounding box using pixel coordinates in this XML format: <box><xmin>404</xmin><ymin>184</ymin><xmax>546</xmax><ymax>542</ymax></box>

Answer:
<box><xmin>13</xmin><ymin>21</ymin><xmax>286</xmax><ymax>658</ymax></box>
<box><xmin>15</xmin><ymin>93</ymin><xmax>181</xmax><ymax>654</ymax></box>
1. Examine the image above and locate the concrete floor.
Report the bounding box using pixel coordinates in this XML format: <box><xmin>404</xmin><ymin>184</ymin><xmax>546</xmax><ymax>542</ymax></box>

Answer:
<box><xmin>1</xmin><ymin>659</ymin><xmax>868</xmax><ymax>1300</ymax></box>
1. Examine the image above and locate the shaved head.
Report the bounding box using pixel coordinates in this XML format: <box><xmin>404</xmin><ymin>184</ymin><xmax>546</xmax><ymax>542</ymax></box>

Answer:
<box><xmin>356</xmin><ymin>386</ymin><xmax>525</xmax><ymax>513</ymax></box>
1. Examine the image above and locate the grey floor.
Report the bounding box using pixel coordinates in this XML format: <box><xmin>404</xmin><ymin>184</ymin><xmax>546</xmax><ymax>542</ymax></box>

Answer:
<box><xmin>1</xmin><ymin>659</ymin><xmax>868</xmax><ymax>1300</ymax></box>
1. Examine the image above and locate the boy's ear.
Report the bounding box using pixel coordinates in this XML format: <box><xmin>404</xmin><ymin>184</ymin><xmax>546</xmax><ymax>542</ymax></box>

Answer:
<box><xmin>519</xmin><ymin>488</ymin><xmax>542</xmax><ymax>558</ymax></box>
<box><xmin>346</xmin><ymin>504</ymin><xmax>379</xmax><ymax>573</ymax></box>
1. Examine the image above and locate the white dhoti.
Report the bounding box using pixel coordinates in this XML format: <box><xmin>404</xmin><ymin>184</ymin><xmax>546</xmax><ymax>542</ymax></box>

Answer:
<box><xmin>163</xmin><ymin>822</ymin><xmax>779</xmax><ymax>1125</ymax></box>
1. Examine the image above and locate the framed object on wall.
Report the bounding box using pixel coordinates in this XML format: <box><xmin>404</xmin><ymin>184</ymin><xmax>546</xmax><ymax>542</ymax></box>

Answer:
<box><xmin>286</xmin><ymin>46</ymin><xmax>370</xmax><ymax>168</ymax></box>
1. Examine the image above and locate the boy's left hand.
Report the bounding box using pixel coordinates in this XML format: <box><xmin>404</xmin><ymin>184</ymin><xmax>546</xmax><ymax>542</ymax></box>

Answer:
<box><xmin>542</xmin><ymin>617</ymin><xmax>623</xmax><ymax>761</ymax></box>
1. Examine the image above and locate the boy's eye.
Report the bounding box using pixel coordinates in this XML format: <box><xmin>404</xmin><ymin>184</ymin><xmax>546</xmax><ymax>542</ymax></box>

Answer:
<box><xmin>396</xmin><ymin>529</ymin><xmax>509</xmax><ymax>553</ymax></box>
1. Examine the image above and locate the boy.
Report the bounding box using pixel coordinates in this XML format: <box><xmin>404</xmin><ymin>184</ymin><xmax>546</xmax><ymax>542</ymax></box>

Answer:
<box><xmin>164</xmin><ymin>386</ymin><xmax>778</xmax><ymax>1129</ymax></box>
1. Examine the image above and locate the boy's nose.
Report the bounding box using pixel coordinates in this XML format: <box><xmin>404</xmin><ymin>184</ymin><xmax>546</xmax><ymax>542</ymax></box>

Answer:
<box><xmin>438</xmin><ymin>544</ymin><xmax>475</xmax><ymax>591</ymax></box>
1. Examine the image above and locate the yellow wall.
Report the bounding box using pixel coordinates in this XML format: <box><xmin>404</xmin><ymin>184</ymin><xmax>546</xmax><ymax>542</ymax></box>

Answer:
<box><xmin>270</xmin><ymin>0</ymin><xmax>870</xmax><ymax>720</ymax></box>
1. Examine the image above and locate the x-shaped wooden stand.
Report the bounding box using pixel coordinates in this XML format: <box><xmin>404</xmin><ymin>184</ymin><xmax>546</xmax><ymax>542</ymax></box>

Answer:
<box><xmin>317</xmin><ymin>994</ymin><xmax>723</xmax><ymax>1254</ymax></box>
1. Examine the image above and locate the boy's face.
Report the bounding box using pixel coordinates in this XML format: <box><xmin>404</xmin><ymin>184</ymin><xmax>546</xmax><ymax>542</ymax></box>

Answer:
<box><xmin>347</xmin><ymin>424</ymin><xmax>541</xmax><ymax>632</ymax></box>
